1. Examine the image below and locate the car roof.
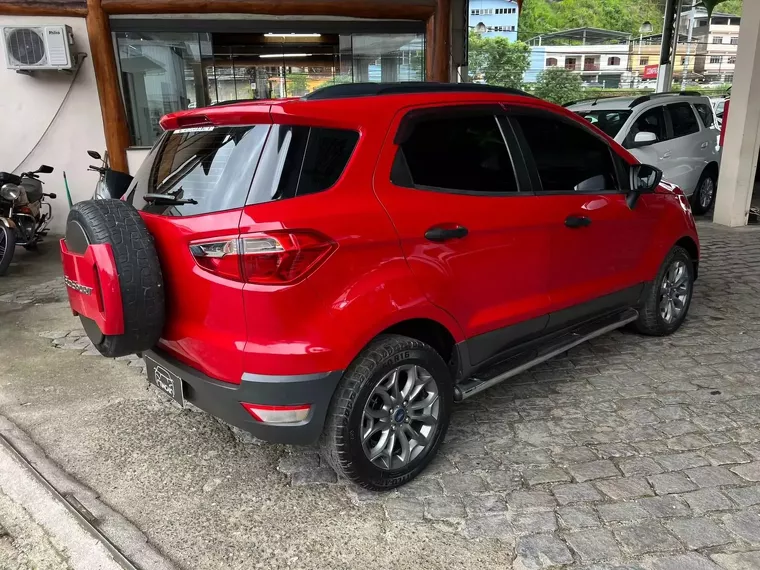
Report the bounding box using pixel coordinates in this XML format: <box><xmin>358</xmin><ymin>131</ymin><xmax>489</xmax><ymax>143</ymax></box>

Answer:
<box><xmin>567</xmin><ymin>92</ymin><xmax>709</xmax><ymax>113</ymax></box>
<box><xmin>160</xmin><ymin>82</ymin><xmax>551</xmax><ymax>131</ymax></box>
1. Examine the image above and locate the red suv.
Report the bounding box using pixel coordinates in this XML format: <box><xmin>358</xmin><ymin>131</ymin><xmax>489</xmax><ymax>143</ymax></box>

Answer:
<box><xmin>60</xmin><ymin>83</ymin><xmax>699</xmax><ymax>490</ymax></box>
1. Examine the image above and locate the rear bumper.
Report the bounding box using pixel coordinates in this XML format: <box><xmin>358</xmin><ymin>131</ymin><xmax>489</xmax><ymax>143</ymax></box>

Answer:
<box><xmin>143</xmin><ymin>349</ymin><xmax>343</xmax><ymax>445</ymax></box>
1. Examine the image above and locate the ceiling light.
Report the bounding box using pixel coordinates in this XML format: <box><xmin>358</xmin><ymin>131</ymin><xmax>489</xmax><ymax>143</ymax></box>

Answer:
<box><xmin>264</xmin><ymin>33</ymin><xmax>322</xmax><ymax>38</ymax></box>
<box><xmin>260</xmin><ymin>53</ymin><xmax>313</xmax><ymax>59</ymax></box>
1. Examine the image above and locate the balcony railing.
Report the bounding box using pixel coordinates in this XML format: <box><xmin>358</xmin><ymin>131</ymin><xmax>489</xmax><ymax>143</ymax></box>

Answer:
<box><xmin>583</xmin><ymin>63</ymin><xmax>601</xmax><ymax>71</ymax></box>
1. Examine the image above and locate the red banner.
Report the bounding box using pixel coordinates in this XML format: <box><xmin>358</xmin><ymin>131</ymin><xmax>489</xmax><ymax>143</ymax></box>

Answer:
<box><xmin>643</xmin><ymin>64</ymin><xmax>659</xmax><ymax>79</ymax></box>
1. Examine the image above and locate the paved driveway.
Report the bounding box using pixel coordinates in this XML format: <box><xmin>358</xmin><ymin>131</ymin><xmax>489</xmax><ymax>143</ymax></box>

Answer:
<box><xmin>1</xmin><ymin>221</ymin><xmax>760</xmax><ymax>570</ymax></box>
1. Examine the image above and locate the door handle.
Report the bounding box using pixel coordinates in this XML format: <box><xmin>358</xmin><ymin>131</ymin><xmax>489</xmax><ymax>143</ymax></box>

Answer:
<box><xmin>661</xmin><ymin>151</ymin><xmax>672</xmax><ymax>159</ymax></box>
<box><xmin>565</xmin><ymin>215</ymin><xmax>592</xmax><ymax>229</ymax></box>
<box><xmin>701</xmin><ymin>142</ymin><xmax>709</xmax><ymax>149</ymax></box>
<box><xmin>424</xmin><ymin>225</ymin><xmax>469</xmax><ymax>242</ymax></box>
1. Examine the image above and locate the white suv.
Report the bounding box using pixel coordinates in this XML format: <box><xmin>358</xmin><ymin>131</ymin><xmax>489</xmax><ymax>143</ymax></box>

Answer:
<box><xmin>567</xmin><ymin>93</ymin><xmax>721</xmax><ymax>214</ymax></box>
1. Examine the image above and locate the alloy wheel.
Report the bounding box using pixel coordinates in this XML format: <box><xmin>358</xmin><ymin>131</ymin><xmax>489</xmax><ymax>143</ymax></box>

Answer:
<box><xmin>659</xmin><ymin>260</ymin><xmax>690</xmax><ymax>324</ymax></box>
<box><xmin>699</xmin><ymin>177</ymin><xmax>715</xmax><ymax>210</ymax></box>
<box><xmin>0</xmin><ymin>229</ymin><xmax>5</xmax><ymax>259</ymax></box>
<box><xmin>361</xmin><ymin>364</ymin><xmax>440</xmax><ymax>470</ymax></box>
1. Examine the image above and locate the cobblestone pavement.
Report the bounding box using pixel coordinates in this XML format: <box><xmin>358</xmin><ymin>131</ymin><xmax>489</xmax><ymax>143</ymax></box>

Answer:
<box><xmin>7</xmin><ymin>222</ymin><xmax>760</xmax><ymax>569</ymax></box>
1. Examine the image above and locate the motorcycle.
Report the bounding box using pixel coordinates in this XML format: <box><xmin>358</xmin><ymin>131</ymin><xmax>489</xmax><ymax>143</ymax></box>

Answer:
<box><xmin>0</xmin><ymin>165</ymin><xmax>56</xmax><ymax>276</ymax></box>
<box><xmin>88</xmin><ymin>150</ymin><xmax>133</xmax><ymax>201</ymax></box>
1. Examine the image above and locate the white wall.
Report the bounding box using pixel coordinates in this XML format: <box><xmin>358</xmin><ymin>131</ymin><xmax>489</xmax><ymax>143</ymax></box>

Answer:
<box><xmin>0</xmin><ymin>15</ymin><xmax>105</xmax><ymax>234</ymax></box>
<box><xmin>126</xmin><ymin>149</ymin><xmax>149</xmax><ymax>174</ymax></box>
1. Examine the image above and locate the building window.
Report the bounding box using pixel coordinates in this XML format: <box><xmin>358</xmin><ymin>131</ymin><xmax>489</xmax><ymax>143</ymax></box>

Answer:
<box><xmin>681</xmin><ymin>57</ymin><xmax>687</xmax><ymax>65</ymax></box>
<box><xmin>713</xmin><ymin>36</ymin><xmax>724</xmax><ymax>44</ymax></box>
<box><xmin>115</xmin><ymin>30</ymin><xmax>425</xmax><ymax>147</ymax></box>
<box><xmin>546</xmin><ymin>57</ymin><xmax>558</xmax><ymax>67</ymax></box>
<box><xmin>730</xmin><ymin>37</ymin><xmax>739</xmax><ymax>45</ymax></box>
<box><xmin>607</xmin><ymin>56</ymin><xmax>621</xmax><ymax>66</ymax></box>
<box><xmin>710</xmin><ymin>56</ymin><xmax>721</xmax><ymax>64</ymax></box>
<box><xmin>639</xmin><ymin>57</ymin><xmax>649</xmax><ymax>66</ymax></box>
<box><xmin>725</xmin><ymin>74</ymin><xmax>734</xmax><ymax>83</ymax></box>
<box><xmin>728</xmin><ymin>56</ymin><xmax>737</xmax><ymax>64</ymax></box>
<box><xmin>565</xmin><ymin>57</ymin><xmax>577</xmax><ymax>70</ymax></box>
<box><xmin>471</xmin><ymin>9</ymin><xmax>479</xmax><ymax>15</ymax></box>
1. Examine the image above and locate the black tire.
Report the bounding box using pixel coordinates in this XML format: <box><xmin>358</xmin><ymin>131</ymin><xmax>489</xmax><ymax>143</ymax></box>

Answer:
<box><xmin>635</xmin><ymin>246</ymin><xmax>694</xmax><ymax>336</ymax></box>
<box><xmin>65</xmin><ymin>200</ymin><xmax>164</xmax><ymax>357</ymax></box>
<box><xmin>321</xmin><ymin>334</ymin><xmax>453</xmax><ymax>490</ymax></box>
<box><xmin>0</xmin><ymin>225</ymin><xmax>15</xmax><ymax>276</ymax></box>
<box><xmin>690</xmin><ymin>168</ymin><xmax>717</xmax><ymax>215</ymax></box>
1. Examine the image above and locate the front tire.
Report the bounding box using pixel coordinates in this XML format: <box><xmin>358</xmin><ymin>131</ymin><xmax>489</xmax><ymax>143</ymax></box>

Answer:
<box><xmin>321</xmin><ymin>335</ymin><xmax>452</xmax><ymax>490</ymax></box>
<box><xmin>691</xmin><ymin>170</ymin><xmax>717</xmax><ymax>215</ymax></box>
<box><xmin>635</xmin><ymin>246</ymin><xmax>694</xmax><ymax>336</ymax></box>
<box><xmin>0</xmin><ymin>225</ymin><xmax>15</xmax><ymax>276</ymax></box>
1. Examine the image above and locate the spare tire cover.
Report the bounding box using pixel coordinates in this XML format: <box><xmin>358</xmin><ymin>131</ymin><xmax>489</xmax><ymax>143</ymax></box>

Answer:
<box><xmin>65</xmin><ymin>199</ymin><xmax>164</xmax><ymax>357</ymax></box>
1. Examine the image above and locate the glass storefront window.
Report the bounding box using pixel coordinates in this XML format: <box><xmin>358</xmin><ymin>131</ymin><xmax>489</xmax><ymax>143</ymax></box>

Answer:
<box><xmin>115</xmin><ymin>30</ymin><xmax>425</xmax><ymax>147</ymax></box>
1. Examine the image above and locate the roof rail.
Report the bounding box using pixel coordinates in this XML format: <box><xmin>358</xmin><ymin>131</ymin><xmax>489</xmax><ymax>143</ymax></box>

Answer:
<box><xmin>629</xmin><ymin>91</ymin><xmax>702</xmax><ymax>108</ymax></box>
<box><xmin>302</xmin><ymin>82</ymin><xmax>535</xmax><ymax>101</ymax></box>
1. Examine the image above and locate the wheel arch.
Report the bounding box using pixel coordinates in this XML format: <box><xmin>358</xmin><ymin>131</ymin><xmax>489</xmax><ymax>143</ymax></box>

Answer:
<box><xmin>702</xmin><ymin>161</ymin><xmax>719</xmax><ymax>178</ymax></box>
<box><xmin>675</xmin><ymin>235</ymin><xmax>700</xmax><ymax>280</ymax></box>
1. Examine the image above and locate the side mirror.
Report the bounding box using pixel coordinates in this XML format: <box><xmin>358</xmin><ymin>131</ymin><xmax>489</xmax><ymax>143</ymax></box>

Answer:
<box><xmin>87</xmin><ymin>150</ymin><xmax>102</xmax><ymax>160</ymax></box>
<box><xmin>37</xmin><ymin>165</ymin><xmax>54</xmax><ymax>174</ymax></box>
<box><xmin>628</xmin><ymin>164</ymin><xmax>663</xmax><ymax>209</ymax></box>
<box><xmin>633</xmin><ymin>131</ymin><xmax>658</xmax><ymax>146</ymax></box>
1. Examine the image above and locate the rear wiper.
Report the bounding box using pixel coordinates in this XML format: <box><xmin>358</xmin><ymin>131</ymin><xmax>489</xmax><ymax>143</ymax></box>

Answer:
<box><xmin>143</xmin><ymin>193</ymin><xmax>198</xmax><ymax>206</ymax></box>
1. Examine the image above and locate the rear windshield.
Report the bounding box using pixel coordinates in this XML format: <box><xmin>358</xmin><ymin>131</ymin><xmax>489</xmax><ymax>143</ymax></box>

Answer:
<box><xmin>126</xmin><ymin>124</ymin><xmax>358</xmax><ymax>216</ymax></box>
<box><xmin>575</xmin><ymin>110</ymin><xmax>632</xmax><ymax>138</ymax></box>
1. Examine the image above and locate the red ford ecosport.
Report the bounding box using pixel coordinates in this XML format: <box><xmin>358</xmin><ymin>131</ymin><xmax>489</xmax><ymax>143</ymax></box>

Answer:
<box><xmin>60</xmin><ymin>83</ymin><xmax>700</xmax><ymax>489</ymax></box>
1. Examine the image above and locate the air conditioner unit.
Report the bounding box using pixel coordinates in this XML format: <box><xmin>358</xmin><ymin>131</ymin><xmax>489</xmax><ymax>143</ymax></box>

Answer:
<box><xmin>3</xmin><ymin>25</ymin><xmax>75</xmax><ymax>71</ymax></box>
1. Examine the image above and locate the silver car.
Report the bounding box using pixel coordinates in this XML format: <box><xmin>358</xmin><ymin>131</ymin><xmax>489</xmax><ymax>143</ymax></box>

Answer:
<box><xmin>568</xmin><ymin>93</ymin><xmax>721</xmax><ymax>214</ymax></box>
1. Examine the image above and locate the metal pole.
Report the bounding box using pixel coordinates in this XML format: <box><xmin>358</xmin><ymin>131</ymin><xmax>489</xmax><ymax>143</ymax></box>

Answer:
<box><xmin>681</xmin><ymin>1</ymin><xmax>696</xmax><ymax>90</ymax></box>
<box><xmin>657</xmin><ymin>0</ymin><xmax>683</xmax><ymax>92</ymax></box>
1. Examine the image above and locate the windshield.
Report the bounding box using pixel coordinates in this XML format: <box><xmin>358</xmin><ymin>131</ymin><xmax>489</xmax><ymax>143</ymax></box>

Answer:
<box><xmin>575</xmin><ymin>110</ymin><xmax>632</xmax><ymax>138</ymax></box>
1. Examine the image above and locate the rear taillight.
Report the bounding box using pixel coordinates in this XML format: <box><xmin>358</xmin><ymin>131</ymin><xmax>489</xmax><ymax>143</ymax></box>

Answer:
<box><xmin>242</xmin><ymin>403</ymin><xmax>311</xmax><ymax>424</ymax></box>
<box><xmin>190</xmin><ymin>231</ymin><xmax>336</xmax><ymax>285</ymax></box>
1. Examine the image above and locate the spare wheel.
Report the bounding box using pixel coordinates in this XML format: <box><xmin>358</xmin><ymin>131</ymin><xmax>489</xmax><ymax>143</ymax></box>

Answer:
<box><xmin>62</xmin><ymin>199</ymin><xmax>164</xmax><ymax>357</ymax></box>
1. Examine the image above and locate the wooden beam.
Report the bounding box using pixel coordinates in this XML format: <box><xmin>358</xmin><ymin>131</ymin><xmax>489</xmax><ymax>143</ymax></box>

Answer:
<box><xmin>86</xmin><ymin>0</ymin><xmax>129</xmax><ymax>173</ymax></box>
<box><xmin>431</xmin><ymin>0</ymin><xmax>451</xmax><ymax>82</ymax></box>
<box><xmin>101</xmin><ymin>0</ymin><xmax>436</xmax><ymax>19</ymax></box>
<box><xmin>0</xmin><ymin>1</ymin><xmax>86</xmax><ymax>16</ymax></box>
<box><xmin>425</xmin><ymin>14</ymin><xmax>435</xmax><ymax>81</ymax></box>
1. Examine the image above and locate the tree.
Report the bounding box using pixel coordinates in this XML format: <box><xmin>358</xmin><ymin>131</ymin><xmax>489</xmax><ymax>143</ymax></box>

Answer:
<box><xmin>518</xmin><ymin>0</ymin><xmax>664</xmax><ymax>41</ymax></box>
<box><xmin>468</xmin><ymin>32</ymin><xmax>531</xmax><ymax>89</ymax></box>
<box><xmin>532</xmin><ymin>67</ymin><xmax>584</xmax><ymax>104</ymax></box>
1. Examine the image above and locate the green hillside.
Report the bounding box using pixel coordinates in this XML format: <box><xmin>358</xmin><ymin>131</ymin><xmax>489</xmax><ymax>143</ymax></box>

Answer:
<box><xmin>518</xmin><ymin>0</ymin><xmax>743</xmax><ymax>40</ymax></box>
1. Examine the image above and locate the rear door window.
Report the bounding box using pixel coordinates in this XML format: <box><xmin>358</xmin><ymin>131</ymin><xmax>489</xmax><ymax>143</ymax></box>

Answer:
<box><xmin>393</xmin><ymin>112</ymin><xmax>519</xmax><ymax>194</ymax></box>
<box><xmin>624</xmin><ymin>107</ymin><xmax>667</xmax><ymax>148</ymax></box>
<box><xmin>248</xmin><ymin>126</ymin><xmax>359</xmax><ymax>204</ymax></box>
<box><xmin>694</xmin><ymin>103</ymin><xmax>715</xmax><ymax>128</ymax></box>
<box><xmin>127</xmin><ymin>125</ymin><xmax>270</xmax><ymax>217</ymax></box>
<box><xmin>667</xmin><ymin>103</ymin><xmax>701</xmax><ymax>138</ymax></box>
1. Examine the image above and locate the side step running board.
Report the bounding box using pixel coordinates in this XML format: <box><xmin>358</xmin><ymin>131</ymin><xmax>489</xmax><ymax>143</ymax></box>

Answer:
<box><xmin>454</xmin><ymin>308</ymin><xmax>639</xmax><ymax>401</ymax></box>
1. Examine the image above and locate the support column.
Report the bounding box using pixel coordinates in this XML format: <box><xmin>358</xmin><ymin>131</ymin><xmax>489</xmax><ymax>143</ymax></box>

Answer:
<box><xmin>714</xmin><ymin>0</ymin><xmax>760</xmax><ymax>227</ymax></box>
<box><xmin>86</xmin><ymin>0</ymin><xmax>129</xmax><ymax>173</ymax></box>
<box><xmin>381</xmin><ymin>55</ymin><xmax>399</xmax><ymax>82</ymax></box>
<box><xmin>432</xmin><ymin>0</ymin><xmax>451</xmax><ymax>82</ymax></box>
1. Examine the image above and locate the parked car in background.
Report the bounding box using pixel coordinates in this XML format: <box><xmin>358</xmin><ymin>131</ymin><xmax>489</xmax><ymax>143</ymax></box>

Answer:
<box><xmin>568</xmin><ymin>93</ymin><xmax>721</xmax><ymax>214</ymax></box>
<box><xmin>711</xmin><ymin>96</ymin><xmax>727</xmax><ymax>128</ymax></box>
<box><xmin>60</xmin><ymin>83</ymin><xmax>700</xmax><ymax>490</ymax></box>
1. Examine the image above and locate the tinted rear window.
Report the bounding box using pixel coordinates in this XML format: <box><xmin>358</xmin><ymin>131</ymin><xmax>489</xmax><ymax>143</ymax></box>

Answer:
<box><xmin>126</xmin><ymin>125</ymin><xmax>269</xmax><ymax>216</ymax></box>
<box><xmin>247</xmin><ymin>125</ymin><xmax>359</xmax><ymax>205</ymax></box>
<box><xmin>126</xmin><ymin>124</ymin><xmax>358</xmax><ymax>216</ymax></box>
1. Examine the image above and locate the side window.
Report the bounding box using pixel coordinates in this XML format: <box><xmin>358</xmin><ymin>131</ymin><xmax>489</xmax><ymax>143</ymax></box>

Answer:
<box><xmin>248</xmin><ymin>126</ymin><xmax>358</xmax><ymax>204</ymax></box>
<box><xmin>395</xmin><ymin>113</ymin><xmax>519</xmax><ymax>193</ymax></box>
<box><xmin>694</xmin><ymin>103</ymin><xmax>715</xmax><ymax>128</ymax></box>
<box><xmin>512</xmin><ymin>114</ymin><xmax>618</xmax><ymax>193</ymax></box>
<box><xmin>625</xmin><ymin>107</ymin><xmax>667</xmax><ymax>148</ymax></box>
<box><xmin>668</xmin><ymin>103</ymin><xmax>700</xmax><ymax>138</ymax></box>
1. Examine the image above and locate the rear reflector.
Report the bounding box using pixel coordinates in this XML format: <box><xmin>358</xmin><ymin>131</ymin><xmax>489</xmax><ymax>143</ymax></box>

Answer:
<box><xmin>242</xmin><ymin>403</ymin><xmax>311</xmax><ymax>424</ymax></box>
<box><xmin>190</xmin><ymin>230</ymin><xmax>335</xmax><ymax>285</ymax></box>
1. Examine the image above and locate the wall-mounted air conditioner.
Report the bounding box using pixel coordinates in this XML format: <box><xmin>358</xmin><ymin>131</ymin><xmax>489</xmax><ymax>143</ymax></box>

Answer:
<box><xmin>3</xmin><ymin>25</ymin><xmax>75</xmax><ymax>71</ymax></box>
